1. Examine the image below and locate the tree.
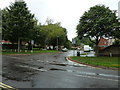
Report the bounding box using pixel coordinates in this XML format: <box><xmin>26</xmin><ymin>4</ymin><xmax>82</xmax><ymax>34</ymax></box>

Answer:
<box><xmin>2</xmin><ymin>1</ymin><xmax>35</xmax><ymax>51</ymax></box>
<box><xmin>77</xmin><ymin>5</ymin><xmax>119</xmax><ymax>56</ymax></box>
<box><xmin>47</xmin><ymin>23</ymin><xmax>68</xmax><ymax>50</ymax></box>
<box><xmin>2</xmin><ymin>8</ymin><xmax>10</xmax><ymax>41</ymax></box>
<box><xmin>34</xmin><ymin>24</ymin><xmax>50</xmax><ymax>49</ymax></box>
<box><xmin>34</xmin><ymin>20</ymin><xmax>69</xmax><ymax>50</ymax></box>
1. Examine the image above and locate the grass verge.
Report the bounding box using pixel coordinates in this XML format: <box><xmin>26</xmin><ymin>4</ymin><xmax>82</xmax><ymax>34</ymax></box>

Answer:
<box><xmin>70</xmin><ymin>56</ymin><xmax>120</xmax><ymax>68</ymax></box>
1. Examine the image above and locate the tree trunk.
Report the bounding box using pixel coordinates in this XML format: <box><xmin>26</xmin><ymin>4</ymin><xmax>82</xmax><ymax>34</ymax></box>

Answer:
<box><xmin>18</xmin><ymin>38</ymin><xmax>20</xmax><ymax>52</ymax></box>
<box><xmin>95</xmin><ymin>45</ymin><xmax>99</xmax><ymax>57</ymax></box>
<box><xmin>95</xmin><ymin>38</ymin><xmax>99</xmax><ymax>57</ymax></box>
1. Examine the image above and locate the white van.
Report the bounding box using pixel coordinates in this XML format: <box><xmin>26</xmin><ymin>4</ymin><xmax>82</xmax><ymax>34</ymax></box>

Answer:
<box><xmin>84</xmin><ymin>45</ymin><xmax>90</xmax><ymax>52</ymax></box>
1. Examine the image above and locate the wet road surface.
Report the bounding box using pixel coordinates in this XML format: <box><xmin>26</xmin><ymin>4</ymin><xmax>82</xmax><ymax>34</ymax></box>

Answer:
<box><xmin>2</xmin><ymin>50</ymin><xmax>119</xmax><ymax>88</ymax></box>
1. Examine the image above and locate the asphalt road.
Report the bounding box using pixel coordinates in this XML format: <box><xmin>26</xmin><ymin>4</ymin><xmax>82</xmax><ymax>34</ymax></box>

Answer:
<box><xmin>2</xmin><ymin>50</ymin><xmax>119</xmax><ymax>88</ymax></box>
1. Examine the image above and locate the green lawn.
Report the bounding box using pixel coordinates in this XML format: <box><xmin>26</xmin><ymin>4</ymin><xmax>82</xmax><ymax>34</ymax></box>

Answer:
<box><xmin>2</xmin><ymin>50</ymin><xmax>59</xmax><ymax>55</ymax></box>
<box><xmin>70</xmin><ymin>56</ymin><xmax>120</xmax><ymax>68</ymax></box>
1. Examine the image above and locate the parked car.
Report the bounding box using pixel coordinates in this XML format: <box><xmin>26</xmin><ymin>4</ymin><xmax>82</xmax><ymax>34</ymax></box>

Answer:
<box><xmin>62</xmin><ymin>48</ymin><xmax>68</xmax><ymax>52</ymax></box>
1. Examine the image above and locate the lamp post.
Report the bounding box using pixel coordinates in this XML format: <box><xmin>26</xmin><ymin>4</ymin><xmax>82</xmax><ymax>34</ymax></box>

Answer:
<box><xmin>72</xmin><ymin>38</ymin><xmax>76</xmax><ymax>56</ymax></box>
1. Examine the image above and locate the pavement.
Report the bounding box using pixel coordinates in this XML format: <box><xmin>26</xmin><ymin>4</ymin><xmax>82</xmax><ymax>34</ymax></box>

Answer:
<box><xmin>1</xmin><ymin>50</ymin><xmax>119</xmax><ymax>89</ymax></box>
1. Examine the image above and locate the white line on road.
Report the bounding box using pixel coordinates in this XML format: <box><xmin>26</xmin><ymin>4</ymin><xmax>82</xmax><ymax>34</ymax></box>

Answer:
<box><xmin>75</xmin><ymin>74</ymin><xmax>118</xmax><ymax>82</ymax></box>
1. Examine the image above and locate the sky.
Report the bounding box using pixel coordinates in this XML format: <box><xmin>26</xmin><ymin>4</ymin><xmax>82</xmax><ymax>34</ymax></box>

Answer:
<box><xmin>0</xmin><ymin>0</ymin><xmax>120</xmax><ymax>41</ymax></box>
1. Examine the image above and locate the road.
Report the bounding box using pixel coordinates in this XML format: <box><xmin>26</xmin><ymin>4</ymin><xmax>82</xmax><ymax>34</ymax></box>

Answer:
<box><xmin>2</xmin><ymin>50</ymin><xmax>119</xmax><ymax>88</ymax></box>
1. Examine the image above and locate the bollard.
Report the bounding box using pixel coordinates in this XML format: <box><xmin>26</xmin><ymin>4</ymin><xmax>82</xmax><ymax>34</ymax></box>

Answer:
<box><xmin>31</xmin><ymin>50</ymin><xmax>33</xmax><ymax>53</ymax></box>
<box><xmin>110</xmin><ymin>53</ymin><xmax>112</xmax><ymax>57</ymax></box>
<box><xmin>25</xmin><ymin>50</ymin><xmax>27</xmax><ymax>52</ymax></box>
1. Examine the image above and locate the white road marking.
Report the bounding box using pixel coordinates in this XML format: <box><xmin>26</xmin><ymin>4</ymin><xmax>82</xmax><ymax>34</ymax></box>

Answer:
<box><xmin>75</xmin><ymin>74</ymin><xmax>118</xmax><ymax>82</ymax></box>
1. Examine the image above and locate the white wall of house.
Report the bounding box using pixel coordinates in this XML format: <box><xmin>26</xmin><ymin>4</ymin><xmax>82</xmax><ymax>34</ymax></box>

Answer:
<box><xmin>107</xmin><ymin>39</ymin><xmax>115</xmax><ymax>46</ymax></box>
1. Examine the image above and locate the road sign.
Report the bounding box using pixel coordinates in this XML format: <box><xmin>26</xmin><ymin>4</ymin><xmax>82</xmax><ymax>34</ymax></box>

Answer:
<box><xmin>31</xmin><ymin>40</ymin><xmax>34</xmax><ymax>45</ymax></box>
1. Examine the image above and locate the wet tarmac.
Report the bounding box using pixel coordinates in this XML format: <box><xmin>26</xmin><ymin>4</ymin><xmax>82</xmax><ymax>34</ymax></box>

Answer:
<box><xmin>2</xmin><ymin>50</ymin><xmax>119</xmax><ymax>88</ymax></box>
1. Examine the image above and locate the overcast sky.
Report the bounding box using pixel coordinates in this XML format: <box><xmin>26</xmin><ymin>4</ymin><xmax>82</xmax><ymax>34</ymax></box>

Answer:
<box><xmin>0</xmin><ymin>0</ymin><xmax>120</xmax><ymax>41</ymax></box>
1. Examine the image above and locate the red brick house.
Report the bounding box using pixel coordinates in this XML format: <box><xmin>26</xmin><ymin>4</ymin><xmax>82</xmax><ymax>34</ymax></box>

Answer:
<box><xmin>98</xmin><ymin>38</ymin><xmax>109</xmax><ymax>50</ymax></box>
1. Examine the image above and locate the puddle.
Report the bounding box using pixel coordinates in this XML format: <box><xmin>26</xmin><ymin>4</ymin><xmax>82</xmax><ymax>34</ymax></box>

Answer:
<box><xmin>38</xmin><ymin>66</ymin><xmax>44</xmax><ymax>69</ymax></box>
<box><xmin>53</xmin><ymin>61</ymin><xmax>57</xmax><ymax>62</ymax></box>
<box><xmin>50</xmin><ymin>68</ymin><xmax>67</xmax><ymax>71</ymax></box>
<box><xmin>49</xmin><ymin>63</ymin><xmax>67</xmax><ymax>66</ymax></box>
<box><xmin>17</xmin><ymin>65</ymin><xmax>47</xmax><ymax>72</ymax></box>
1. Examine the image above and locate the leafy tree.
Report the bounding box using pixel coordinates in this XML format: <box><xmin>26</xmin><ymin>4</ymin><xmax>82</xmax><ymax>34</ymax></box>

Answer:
<box><xmin>2</xmin><ymin>1</ymin><xmax>35</xmax><ymax>51</ymax></box>
<box><xmin>73</xmin><ymin>37</ymin><xmax>95</xmax><ymax>48</ymax></box>
<box><xmin>34</xmin><ymin>24</ymin><xmax>50</xmax><ymax>49</ymax></box>
<box><xmin>72</xmin><ymin>37</ymin><xmax>81</xmax><ymax>46</ymax></box>
<box><xmin>80</xmin><ymin>37</ymin><xmax>95</xmax><ymax>47</ymax></box>
<box><xmin>2</xmin><ymin>8</ymin><xmax>10</xmax><ymax>41</ymax></box>
<box><xmin>34</xmin><ymin>20</ymin><xmax>69</xmax><ymax>50</ymax></box>
<box><xmin>64</xmin><ymin>40</ymin><xmax>72</xmax><ymax>49</ymax></box>
<box><xmin>44</xmin><ymin>23</ymin><xmax>68</xmax><ymax>50</ymax></box>
<box><xmin>77</xmin><ymin>5</ymin><xmax>119</xmax><ymax>56</ymax></box>
<box><xmin>113</xmin><ymin>39</ymin><xmax>120</xmax><ymax>45</ymax></box>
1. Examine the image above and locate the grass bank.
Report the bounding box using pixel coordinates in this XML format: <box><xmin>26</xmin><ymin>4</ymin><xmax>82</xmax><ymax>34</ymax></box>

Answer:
<box><xmin>70</xmin><ymin>56</ymin><xmax>120</xmax><ymax>68</ymax></box>
<box><xmin>2</xmin><ymin>50</ymin><xmax>59</xmax><ymax>55</ymax></box>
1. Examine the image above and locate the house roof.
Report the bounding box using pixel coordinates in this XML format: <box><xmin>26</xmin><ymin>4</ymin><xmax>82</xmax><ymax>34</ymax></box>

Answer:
<box><xmin>98</xmin><ymin>38</ymin><xmax>108</xmax><ymax>47</ymax></box>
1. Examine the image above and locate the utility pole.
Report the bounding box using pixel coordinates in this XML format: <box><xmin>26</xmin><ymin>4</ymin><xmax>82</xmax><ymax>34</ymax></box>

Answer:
<box><xmin>72</xmin><ymin>38</ymin><xmax>76</xmax><ymax>56</ymax></box>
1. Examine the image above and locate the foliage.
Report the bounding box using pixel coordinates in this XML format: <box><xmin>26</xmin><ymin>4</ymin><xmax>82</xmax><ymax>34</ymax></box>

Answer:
<box><xmin>34</xmin><ymin>21</ymin><xmax>69</xmax><ymax>49</ymax></box>
<box><xmin>64</xmin><ymin>40</ymin><xmax>72</xmax><ymax>49</ymax></box>
<box><xmin>73</xmin><ymin>37</ymin><xmax>95</xmax><ymax>47</ymax></box>
<box><xmin>2</xmin><ymin>1</ymin><xmax>35</xmax><ymax>43</ymax></box>
<box><xmin>2</xmin><ymin>2</ymin><xmax>70</xmax><ymax>50</ymax></box>
<box><xmin>113</xmin><ymin>39</ymin><xmax>120</xmax><ymax>45</ymax></box>
<box><xmin>77</xmin><ymin>5</ymin><xmax>119</xmax><ymax>56</ymax></box>
<box><xmin>80</xmin><ymin>37</ymin><xmax>95</xmax><ymax>47</ymax></box>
